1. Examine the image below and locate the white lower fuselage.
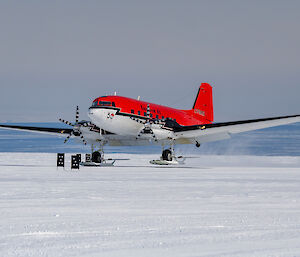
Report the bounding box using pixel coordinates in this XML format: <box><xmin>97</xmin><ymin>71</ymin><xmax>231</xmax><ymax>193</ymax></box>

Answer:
<box><xmin>88</xmin><ymin>107</ymin><xmax>174</xmax><ymax>140</ymax></box>
<box><xmin>88</xmin><ymin>107</ymin><xmax>141</xmax><ymax>136</ymax></box>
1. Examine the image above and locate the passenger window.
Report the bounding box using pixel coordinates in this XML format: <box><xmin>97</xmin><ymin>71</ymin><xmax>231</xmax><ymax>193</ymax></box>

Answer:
<box><xmin>150</xmin><ymin>113</ymin><xmax>153</xmax><ymax>118</ymax></box>
<box><xmin>156</xmin><ymin>115</ymin><xmax>159</xmax><ymax>119</ymax></box>
<box><xmin>112</xmin><ymin>102</ymin><xmax>115</xmax><ymax>107</ymax></box>
<box><xmin>131</xmin><ymin>110</ymin><xmax>134</xmax><ymax>114</ymax></box>
<box><xmin>138</xmin><ymin>111</ymin><xmax>141</xmax><ymax>115</ymax></box>
<box><xmin>144</xmin><ymin>112</ymin><xmax>147</xmax><ymax>116</ymax></box>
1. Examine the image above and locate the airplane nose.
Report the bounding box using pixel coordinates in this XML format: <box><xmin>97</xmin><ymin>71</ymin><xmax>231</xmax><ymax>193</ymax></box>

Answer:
<box><xmin>88</xmin><ymin>108</ymin><xmax>96</xmax><ymax>122</ymax></box>
<box><xmin>88</xmin><ymin>108</ymin><xmax>94</xmax><ymax>116</ymax></box>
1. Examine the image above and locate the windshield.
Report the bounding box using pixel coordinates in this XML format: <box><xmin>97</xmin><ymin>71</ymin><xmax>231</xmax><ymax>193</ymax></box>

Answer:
<box><xmin>92</xmin><ymin>101</ymin><xmax>112</xmax><ymax>107</ymax></box>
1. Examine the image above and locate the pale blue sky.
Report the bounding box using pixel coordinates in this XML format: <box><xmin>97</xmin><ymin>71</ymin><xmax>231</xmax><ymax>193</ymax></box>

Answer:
<box><xmin>0</xmin><ymin>0</ymin><xmax>299</xmax><ymax>122</ymax></box>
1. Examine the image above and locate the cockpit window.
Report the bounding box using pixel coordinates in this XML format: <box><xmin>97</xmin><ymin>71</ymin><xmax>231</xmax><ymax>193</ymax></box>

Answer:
<box><xmin>92</xmin><ymin>101</ymin><xmax>112</xmax><ymax>107</ymax></box>
<box><xmin>99</xmin><ymin>101</ymin><xmax>111</xmax><ymax>106</ymax></box>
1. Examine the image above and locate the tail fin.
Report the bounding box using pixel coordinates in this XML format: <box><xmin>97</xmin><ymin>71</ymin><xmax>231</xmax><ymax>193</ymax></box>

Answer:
<box><xmin>192</xmin><ymin>83</ymin><xmax>214</xmax><ymax>122</ymax></box>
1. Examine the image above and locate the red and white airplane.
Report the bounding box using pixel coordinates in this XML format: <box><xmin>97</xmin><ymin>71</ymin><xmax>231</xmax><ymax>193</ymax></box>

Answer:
<box><xmin>1</xmin><ymin>83</ymin><xmax>300</xmax><ymax>164</ymax></box>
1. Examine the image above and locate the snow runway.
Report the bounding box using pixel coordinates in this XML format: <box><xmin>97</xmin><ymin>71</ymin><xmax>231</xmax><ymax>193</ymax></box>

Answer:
<box><xmin>1</xmin><ymin>153</ymin><xmax>300</xmax><ymax>257</ymax></box>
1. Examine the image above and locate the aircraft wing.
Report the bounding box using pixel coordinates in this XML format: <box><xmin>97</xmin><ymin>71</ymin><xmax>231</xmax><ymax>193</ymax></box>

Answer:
<box><xmin>2</xmin><ymin>114</ymin><xmax>300</xmax><ymax>147</ymax></box>
<box><xmin>0</xmin><ymin>124</ymin><xmax>73</xmax><ymax>135</ymax></box>
<box><xmin>171</xmin><ymin>114</ymin><xmax>300</xmax><ymax>143</ymax></box>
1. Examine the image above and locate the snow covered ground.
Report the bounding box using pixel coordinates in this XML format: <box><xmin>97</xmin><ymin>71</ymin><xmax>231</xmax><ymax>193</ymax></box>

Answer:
<box><xmin>1</xmin><ymin>153</ymin><xmax>300</xmax><ymax>257</ymax></box>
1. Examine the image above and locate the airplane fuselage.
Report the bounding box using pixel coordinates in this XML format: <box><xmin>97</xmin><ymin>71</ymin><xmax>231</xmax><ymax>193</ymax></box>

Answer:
<box><xmin>88</xmin><ymin>95</ymin><xmax>210</xmax><ymax>136</ymax></box>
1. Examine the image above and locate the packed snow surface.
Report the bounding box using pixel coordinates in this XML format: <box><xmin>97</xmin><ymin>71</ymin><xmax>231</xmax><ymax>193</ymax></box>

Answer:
<box><xmin>1</xmin><ymin>153</ymin><xmax>300</xmax><ymax>257</ymax></box>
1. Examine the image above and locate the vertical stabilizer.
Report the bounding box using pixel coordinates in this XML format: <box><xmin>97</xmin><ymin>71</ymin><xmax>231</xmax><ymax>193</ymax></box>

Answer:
<box><xmin>192</xmin><ymin>83</ymin><xmax>214</xmax><ymax>122</ymax></box>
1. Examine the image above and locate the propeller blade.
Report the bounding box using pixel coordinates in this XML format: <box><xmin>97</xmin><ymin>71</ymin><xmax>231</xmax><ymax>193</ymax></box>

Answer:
<box><xmin>75</xmin><ymin>106</ymin><xmax>79</xmax><ymax>123</ymax></box>
<box><xmin>80</xmin><ymin>134</ymin><xmax>87</xmax><ymax>145</ymax></box>
<box><xmin>83</xmin><ymin>122</ymin><xmax>92</xmax><ymax>127</ymax></box>
<box><xmin>146</xmin><ymin>104</ymin><xmax>150</xmax><ymax>119</ymax></box>
<box><xmin>59</xmin><ymin>118</ymin><xmax>73</xmax><ymax>126</ymax></box>
<box><xmin>64</xmin><ymin>135</ymin><xmax>71</xmax><ymax>143</ymax></box>
<box><xmin>131</xmin><ymin>116</ymin><xmax>147</xmax><ymax>124</ymax></box>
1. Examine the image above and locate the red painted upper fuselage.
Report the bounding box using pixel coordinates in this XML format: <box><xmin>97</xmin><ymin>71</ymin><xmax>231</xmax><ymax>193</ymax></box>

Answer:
<box><xmin>92</xmin><ymin>95</ymin><xmax>210</xmax><ymax>126</ymax></box>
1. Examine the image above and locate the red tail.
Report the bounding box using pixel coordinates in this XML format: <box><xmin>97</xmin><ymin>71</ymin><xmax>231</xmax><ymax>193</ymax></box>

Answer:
<box><xmin>192</xmin><ymin>83</ymin><xmax>214</xmax><ymax>122</ymax></box>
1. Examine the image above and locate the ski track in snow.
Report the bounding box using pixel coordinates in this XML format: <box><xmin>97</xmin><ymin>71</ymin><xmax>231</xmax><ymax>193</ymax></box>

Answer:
<box><xmin>1</xmin><ymin>153</ymin><xmax>300</xmax><ymax>257</ymax></box>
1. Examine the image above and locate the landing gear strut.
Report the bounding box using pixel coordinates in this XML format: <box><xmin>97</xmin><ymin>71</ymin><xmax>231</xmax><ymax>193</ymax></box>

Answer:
<box><xmin>91</xmin><ymin>142</ymin><xmax>106</xmax><ymax>164</ymax></box>
<box><xmin>81</xmin><ymin>142</ymin><xmax>115</xmax><ymax>166</ymax></box>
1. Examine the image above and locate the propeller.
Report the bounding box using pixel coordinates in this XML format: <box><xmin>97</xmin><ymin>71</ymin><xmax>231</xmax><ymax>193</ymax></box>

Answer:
<box><xmin>130</xmin><ymin>104</ymin><xmax>162</xmax><ymax>141</ymax></box>
<box><xmin>59</xmin><ymin>106</ymin><xmax>87</xmax><ymax>145</ymax></box>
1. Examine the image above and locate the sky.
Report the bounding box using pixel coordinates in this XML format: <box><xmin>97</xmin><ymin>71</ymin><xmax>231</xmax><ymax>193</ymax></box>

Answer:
<box><xmin>0</xmin><ymin>0</ymin><xmax>299</xmax><ymax>122</ymax></box>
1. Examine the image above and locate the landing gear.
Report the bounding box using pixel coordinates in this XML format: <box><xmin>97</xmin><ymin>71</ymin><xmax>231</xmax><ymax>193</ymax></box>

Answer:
<box><xmin>150</xmin><ymin>141</ymin><xmax>185</xmax><ymax>165</ymax></box>
<box><xmin>80</xmin><ymin>143</ymin><xmax>115</xmax><ymax>167</ymax></box>
<box><xmin>92</xmin><ymin>151</ymin><xmax>102</xmax><ymax>163</ymax></box>
<box><xmin>162</xmin><ymin>149</ymin><xmax>172</xmax><ymax>161</ymax></box>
